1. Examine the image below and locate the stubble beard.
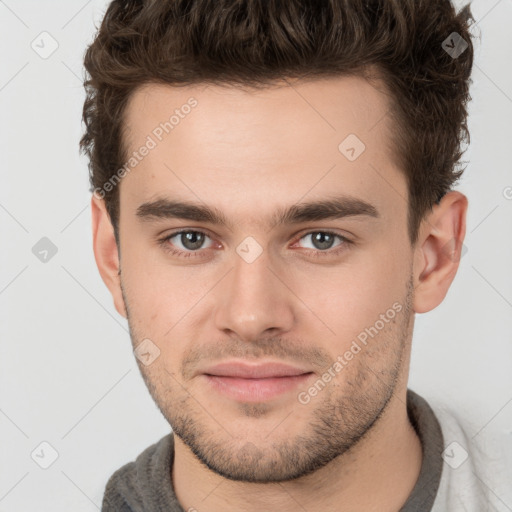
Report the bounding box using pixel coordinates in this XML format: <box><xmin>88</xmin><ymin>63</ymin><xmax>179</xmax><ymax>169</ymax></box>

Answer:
<box><xmin>122</xmin><ymin>275</ymin><xmax>414</xmax><ymax>483</ymax></box>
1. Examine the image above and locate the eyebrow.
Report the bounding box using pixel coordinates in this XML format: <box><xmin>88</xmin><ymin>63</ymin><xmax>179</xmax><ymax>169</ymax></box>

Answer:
<box><xmin>136</xmin><ymin>195</ymin><xmax>380</xmax><ymax>229</ymax></box>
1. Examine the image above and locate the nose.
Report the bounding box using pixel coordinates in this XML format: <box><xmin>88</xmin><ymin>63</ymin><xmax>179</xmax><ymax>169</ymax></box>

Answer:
<box><xmin>213</xmin><ymin>245</ymin><xmax>296</xmax><ymax>342</ymax></box>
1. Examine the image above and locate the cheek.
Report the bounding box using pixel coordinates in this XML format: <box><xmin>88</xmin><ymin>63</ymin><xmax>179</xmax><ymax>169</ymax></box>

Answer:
<box><xmin>121</xmin><ymin>226</ymin><xmax>410</xmax><ymax>342</ymax></box>
<box><xmin>292</xmin><ymin>244</ymin><xmax>410</xmax><ymax>345</ymax></box>
<box><xmin>121</xmin><ymin>249</ymin><xmax>211</xmax><ymax>336</ymax></box>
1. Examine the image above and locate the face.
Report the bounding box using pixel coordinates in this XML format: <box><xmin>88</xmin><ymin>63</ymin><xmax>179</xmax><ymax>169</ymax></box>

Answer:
<box><xmin>113</xmin><ymin>76</ymin><xmax>418</xmax><ymax>482</ymax></box>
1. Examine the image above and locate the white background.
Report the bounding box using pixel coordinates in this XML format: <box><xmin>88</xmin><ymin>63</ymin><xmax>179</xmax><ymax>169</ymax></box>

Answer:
<box><xmin>1</xmin><ymin>0</ymin><xmax>511</xmax><ymax>510</ymax></box>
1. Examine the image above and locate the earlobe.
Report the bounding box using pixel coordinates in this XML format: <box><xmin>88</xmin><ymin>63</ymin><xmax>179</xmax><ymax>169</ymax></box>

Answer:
<box><xmin>413</xmin><ymin>191</ymin><xmax>468</xmax><ymax>314</ymax></box>
<box><xmin>91</xmin><ymin>195</ymin><xmax>127</xmax><ymax>318</ymax></box>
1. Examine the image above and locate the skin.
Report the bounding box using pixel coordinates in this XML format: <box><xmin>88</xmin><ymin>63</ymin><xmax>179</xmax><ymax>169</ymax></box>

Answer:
<box><xmin>92</xmin><ymin>76</ymin><xmax>467</xmax><ymax>512</ymax></box>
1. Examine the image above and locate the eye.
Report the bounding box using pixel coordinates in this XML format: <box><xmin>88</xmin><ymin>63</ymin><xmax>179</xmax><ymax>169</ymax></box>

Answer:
<box><xmin>297</xmin><ymin>231</ymin><xmax>344</xmax><ymax>251</ymax></box>
<box><xmin>295</xmin><ymin>231</ymin><xmax>350</xmax><ymax>256</ymax></box>
<box><xmin>158</xmin><ymin>229</ymin><xmax>352</xmax><ymax>259</ymax></box>
<box><xmin>159</xmin><ymin>229</ymin><xmax>214</xmax><ymax>257</ymax></box>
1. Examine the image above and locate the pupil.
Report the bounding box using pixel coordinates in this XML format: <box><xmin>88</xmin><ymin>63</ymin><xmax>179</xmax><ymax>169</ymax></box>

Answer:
<box><xmin>182</xmin><ymin>232</ymin><xmax>204</xmax><ymax>250</ymax></box>
<box><xmin>179</xmin><ymin>232</ymin><xmax>335</xmax><ymax>251</ymax></box>
<box><xmin>313</xmin><ymin>232</ymin><xmax>334</xmax><ymax>250</ymax></box>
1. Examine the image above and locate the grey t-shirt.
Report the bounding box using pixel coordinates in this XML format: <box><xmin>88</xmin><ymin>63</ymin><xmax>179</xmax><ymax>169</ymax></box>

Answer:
<box><xmin>101</xmin><ymin>389</ymin><xmax>509</xmax><ymax>511</ymax></box>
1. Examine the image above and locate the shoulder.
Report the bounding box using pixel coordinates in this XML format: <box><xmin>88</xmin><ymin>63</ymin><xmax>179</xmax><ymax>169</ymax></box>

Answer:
<box><xmin>101</xmin><ymin>433</ymin><xmax>176</xmax><ymax>511</ymax></box>
<box><xmin>425</xmin><ymin>394</ymin><xmax>512</xmax><ymax>512</ymax></box>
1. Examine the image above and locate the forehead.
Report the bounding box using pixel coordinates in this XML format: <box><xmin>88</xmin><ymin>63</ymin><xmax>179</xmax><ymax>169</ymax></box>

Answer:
<box><xmin>119</xmin><ymin>76</ymin><xmax>406</xmax><ymax>227</ymax></box>
<box><xmin>123</xmin><ymin>76</ymin><xmax>393</xmax><ymax>150</ymax></box>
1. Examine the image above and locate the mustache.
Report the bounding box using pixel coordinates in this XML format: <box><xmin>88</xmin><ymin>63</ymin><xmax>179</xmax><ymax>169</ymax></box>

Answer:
<box><xmin>179</xmin><ymin>337</ymin><xmax>332</xmax><ymax>380</ymax></box>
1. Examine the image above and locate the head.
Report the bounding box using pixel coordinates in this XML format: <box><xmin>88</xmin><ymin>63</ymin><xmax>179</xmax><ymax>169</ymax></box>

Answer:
<box><xmin>82</xmin><ymin>0</ymin><xmax>474</xmax><ymax>482</ymax></box>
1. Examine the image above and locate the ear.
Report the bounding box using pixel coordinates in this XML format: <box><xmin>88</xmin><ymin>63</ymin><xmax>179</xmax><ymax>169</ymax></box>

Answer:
<box><xmin>413</xmin><ymin>191</ymin><xmax>468</xmax><ymax>314</ymax></box>
<box><xmin>91</xmin><ymin>194</ymin><xmax>127</xmax><ymax>318</ymax></box>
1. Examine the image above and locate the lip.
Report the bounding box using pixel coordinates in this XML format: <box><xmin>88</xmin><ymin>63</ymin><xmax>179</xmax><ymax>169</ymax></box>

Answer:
<box><xmin>200</xmin><ymin>360</ymin><xmax>315</xmax><ymax>402</ymax></box>
<box><xmin>202</xmin><ymin>361</ymin><xmax>312</xmax><ymax>379</ymax></box>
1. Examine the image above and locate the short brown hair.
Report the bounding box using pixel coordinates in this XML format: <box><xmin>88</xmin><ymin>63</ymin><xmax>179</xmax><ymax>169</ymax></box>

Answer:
<box><xmin>80</xmin><ymin>0</ymin><xmax>475</xmax><ymax>245</ymax></box>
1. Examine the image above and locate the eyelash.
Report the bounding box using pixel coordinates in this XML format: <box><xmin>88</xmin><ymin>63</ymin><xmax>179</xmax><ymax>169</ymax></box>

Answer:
<box><xmin>157</xmin><ymin>229</ymin><xmax>353</xmax><ymax>259</ymax></box>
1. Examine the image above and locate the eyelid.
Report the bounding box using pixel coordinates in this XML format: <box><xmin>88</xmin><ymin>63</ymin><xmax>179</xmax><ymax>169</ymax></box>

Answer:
<box><xmin>291</xmin><ymin>228</ymin><xmax>352</xmax><ymax>244</ymax></box>
<box><xmin>160</xmin><ymin>228</ymin><xmax>354</xmax><ymax>253</ymax></box>
<box><xmin>290</xmin><ymin>230</ymin><xmax>352</xmax><ymax>255</ymax></box>
<box><xmin>162</xmin><ymin>228</ymin><xmax>217</xmax><ymax>250</ymax></box>
<box><xmin>158</xmin><ymin>228</ymin><xmax>354</xmax><ymax>260</ymax></box>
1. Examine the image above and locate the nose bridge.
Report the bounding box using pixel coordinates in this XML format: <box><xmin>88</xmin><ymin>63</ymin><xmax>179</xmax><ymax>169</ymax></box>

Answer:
<box><xmin>231</xmin><ymin>246</ymin><xmax>273</xmax><ymax>302</ymax></box>
<box><xmin>213</xmin><ymin>241</ymin><xmax>294</xmax><ymax>339</ymax></box>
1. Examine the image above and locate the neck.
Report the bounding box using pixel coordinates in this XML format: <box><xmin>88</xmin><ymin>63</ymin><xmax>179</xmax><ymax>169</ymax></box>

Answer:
<box><xmin>171</xmin><ymin>387</ymin><xmax>422</xmax><ymax>512</ymax></box>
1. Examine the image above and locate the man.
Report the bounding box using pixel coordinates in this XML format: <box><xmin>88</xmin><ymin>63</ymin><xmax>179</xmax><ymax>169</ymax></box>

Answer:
<box><xmin>80</xmin><ymin>0</ymin><xmax>511</xmax><ymax>510</ymax></box>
